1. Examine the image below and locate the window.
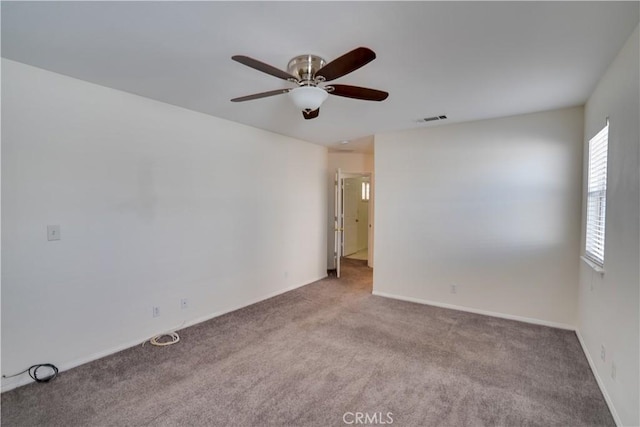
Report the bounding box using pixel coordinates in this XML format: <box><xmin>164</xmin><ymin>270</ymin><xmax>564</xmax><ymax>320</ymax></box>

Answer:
<box><xmin>361</xmin><ymin>181</ymin><xmax>370</xmax><ymax>201</ymax></box>
<box><xmin>585</xmin><ymin>121</ymin><xmax>609</xmax><ymax>267</ymax></box>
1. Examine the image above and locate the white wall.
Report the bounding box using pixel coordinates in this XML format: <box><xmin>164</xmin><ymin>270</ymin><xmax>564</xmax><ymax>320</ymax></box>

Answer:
<box><xmin>326</xmin><ymin>152</ymin><xmax>374</xmax><ymax>269</ymax></box>
<box><xmin>1</xmin><ymin>59</ymin><xmax>328</xmax><ymax>390</ymax></box>
<box><xmin>374</xmin><ymin>107</ymin><xmax>584</xmax><ymax>327</ymax></box>
<box><xmin>577</xmin><ymin>25</ymin><xmax>639</xmax><ymax>427</ymax></box>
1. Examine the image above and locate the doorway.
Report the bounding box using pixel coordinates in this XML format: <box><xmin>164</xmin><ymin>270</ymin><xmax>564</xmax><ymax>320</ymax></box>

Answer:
<box><xmin>343</xmin><ymin>176</ymin><xmax>369</xmax><ymax>261</ymax></box>
<box><xmin>333</xmin><ymin>170</ymin><xmax>373</xmax><ymax>278</ymax></box>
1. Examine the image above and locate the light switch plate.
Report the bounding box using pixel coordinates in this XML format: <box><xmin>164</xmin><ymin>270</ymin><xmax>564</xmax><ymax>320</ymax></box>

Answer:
<box><xmin>47</xmin><ymin>225</ymin><xmax>61</xmax><ymax>241</ymax></box>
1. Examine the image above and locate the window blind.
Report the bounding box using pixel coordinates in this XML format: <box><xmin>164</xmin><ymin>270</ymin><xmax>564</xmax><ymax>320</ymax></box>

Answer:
<box><xmin>585</xmin><ymin>122</ymin><xmax>609</xmax><ymax>267</ymax></box>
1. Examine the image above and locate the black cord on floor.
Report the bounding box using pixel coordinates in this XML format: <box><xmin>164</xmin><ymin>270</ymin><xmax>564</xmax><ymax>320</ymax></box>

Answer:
<box><xmin>2</xmin><ymin>364</ymin><xmax>59</xmax><ymax>383</ymax></box>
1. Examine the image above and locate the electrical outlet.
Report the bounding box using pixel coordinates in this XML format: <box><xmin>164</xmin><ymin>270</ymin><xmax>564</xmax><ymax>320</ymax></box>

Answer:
<box><xmin>451</xmin><ymin>284</ymin><xmax>457</xmax><ymax>294</ymax></box>
<box><xmin>601</xmin><ymin>345</ymin><xmax>606</xmax><ymax>362</ymax></box>
<box><xmin>611</xmin><ymin>362</ymin><xmax>616</xmax><ymax>381</ymax></box>
<box><xmin>152</xmin><ymin>306</ymin><xmax>160</xmax><ymax>318</ymax></box>
<box><xmin>180</xmin><ymin>298</ymin><xmax>188</xmax><ymax>310</ymax></box>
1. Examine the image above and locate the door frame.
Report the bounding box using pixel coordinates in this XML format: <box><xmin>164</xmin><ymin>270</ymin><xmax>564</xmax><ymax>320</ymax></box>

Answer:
<box><xmin>334</xmin><ymin>170</ymin><xmax>373</xmax><ymax>277</ymax></box>
<box><xmin>342</xmin><ymin>175</ymin><xmax>363</xmax><ymax>257</ymax></box>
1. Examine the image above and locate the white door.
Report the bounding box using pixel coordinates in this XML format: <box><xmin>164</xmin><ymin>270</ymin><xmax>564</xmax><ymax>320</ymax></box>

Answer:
<box><xmin>343</xmin><ymin>177</ymin><xmax>360</xmax><ymax>256</ymax></box>
<box><xmin>334</xmin><ymin>169</ymin><xmax>343</xmax><ymax>278</ymax></box>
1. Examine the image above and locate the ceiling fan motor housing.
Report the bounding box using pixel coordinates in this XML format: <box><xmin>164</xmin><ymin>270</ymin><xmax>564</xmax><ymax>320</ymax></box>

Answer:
<box><xmin>287</xmin><ymin>55</ymin><xmax>326</xmax><ymax>84</ymax></box>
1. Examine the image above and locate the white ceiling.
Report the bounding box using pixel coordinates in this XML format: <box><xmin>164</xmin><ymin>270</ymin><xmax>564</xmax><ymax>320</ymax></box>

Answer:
<box><xmin>2</xmin><ymin>2</ymin><xmax>638</xmax><ymax>151</ymax></box>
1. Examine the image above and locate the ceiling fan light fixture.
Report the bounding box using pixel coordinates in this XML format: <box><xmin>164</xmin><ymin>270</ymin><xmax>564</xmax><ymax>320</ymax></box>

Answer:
<box><xmin>289</xmin><ymin>86</ymin><xmax>328</xmax><ymax>111</ymax></box>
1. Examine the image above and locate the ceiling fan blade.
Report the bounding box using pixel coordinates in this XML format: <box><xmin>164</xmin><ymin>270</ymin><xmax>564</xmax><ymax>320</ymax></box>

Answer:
<box><xmin>315</xmin><ymin>47</ymin><xmax>376</xmax><ymax>82</ymax></box>
<box><xmin>329</xmin><ymin>84</ymin><xmax>389</xmax><ymax>101</ymax></box>
<box><xmin>302</xmin><ymin>108</ymin><xmax>320</xmax><ymax>120</ymax></box>
<box><xmin>232</xmin><ymin>55</ymin><xmax>298</xmax><ymax>81</ymax></box>
<box><xmin>231</xmin><ymin>88</ymin><xmax>291</xmax><ymax>102</ymax></box>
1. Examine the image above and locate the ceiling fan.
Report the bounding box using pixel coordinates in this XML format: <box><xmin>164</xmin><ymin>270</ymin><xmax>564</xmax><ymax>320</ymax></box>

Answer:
<box><xmin>230</xmin><ymin>47</ymin><xmax>389</xmax><ymax>120</ymax></box>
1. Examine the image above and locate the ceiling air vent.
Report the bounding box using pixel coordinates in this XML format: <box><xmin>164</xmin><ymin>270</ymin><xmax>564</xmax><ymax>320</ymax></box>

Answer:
<box><xmin>416</xmin><ymin>115</ymin><xmax>447</xmax><ymax>123</ymax></box>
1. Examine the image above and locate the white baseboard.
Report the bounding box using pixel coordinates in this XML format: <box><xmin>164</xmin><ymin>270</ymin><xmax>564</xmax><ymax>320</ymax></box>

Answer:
<box><xmin>575</xmin><ymin>330</ymin><xmax>622</xmax><ymax>426</ymax></box>
<box><xmin>1</xmin><ymin>335</ymin><xmax>152</xmax><ymax>392</ymax></box>
<box><xmin>174</xmin><ymin>274</ymin><xmax>327</xmax><ymax>333</ymax></box>
<box><xmin>371</xmin><ymin>290</ymin><xmax>575</xmax><ymax>330</ymax></box>
<box><xmin>1</xmin><ymin>275</ymin><xmax>326</xmax><ymax>393</ymax></box>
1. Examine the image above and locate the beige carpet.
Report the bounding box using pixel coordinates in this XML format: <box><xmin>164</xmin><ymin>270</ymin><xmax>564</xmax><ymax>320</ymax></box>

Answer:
<box><xmin>1</xmin><ymin>259</ymin><xmax>613</xmax><ymax>426</ymax></box>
